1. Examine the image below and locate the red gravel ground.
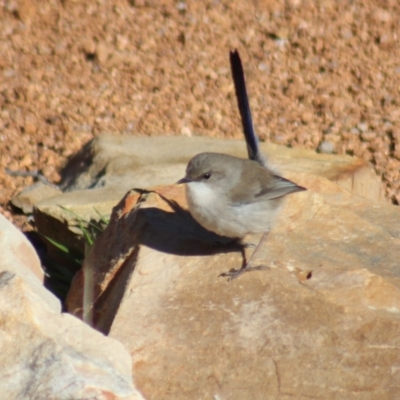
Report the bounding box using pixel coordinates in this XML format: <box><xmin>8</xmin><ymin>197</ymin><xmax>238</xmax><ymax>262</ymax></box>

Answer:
<box><xmin>1</xmin><ymin>0</ymin><xmax>400</xmax><ymax>230</ymax></box>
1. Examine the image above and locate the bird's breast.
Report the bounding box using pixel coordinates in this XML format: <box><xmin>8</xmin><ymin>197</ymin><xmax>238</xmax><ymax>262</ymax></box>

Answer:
<box><xmin>185</xmin><ymin>181</ymin><xmax>281</xmax><ymax>238</ymax></box>
<box><xmin>186</xmin><ymin>181</ymin><xmax>220</xmax><ymax>210</ymax></box>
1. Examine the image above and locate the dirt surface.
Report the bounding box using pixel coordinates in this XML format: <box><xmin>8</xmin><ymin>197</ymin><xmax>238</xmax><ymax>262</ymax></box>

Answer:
<box><xmin>1</xmin><ymin>0</ymin><xmax>400</xmax><ymax>229</ymax></box>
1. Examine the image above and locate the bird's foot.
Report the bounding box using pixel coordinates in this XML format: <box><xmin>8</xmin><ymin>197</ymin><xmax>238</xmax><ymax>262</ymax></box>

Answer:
<box><xmin>219</xmin><ymin>264</ymin><xmax>268</xmax><ymax>281</ymax></box>
<box><xmin>243</xmin><ymin>242</ymin><xmax>256</xmax><ymax>249</ymax></box>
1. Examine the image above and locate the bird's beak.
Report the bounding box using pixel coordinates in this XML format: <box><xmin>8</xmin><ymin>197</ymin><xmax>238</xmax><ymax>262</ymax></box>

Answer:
<box><xmin>177</xmin><ymin>176</ymin><xmax>190</xmax><ymax>184</ymax></box>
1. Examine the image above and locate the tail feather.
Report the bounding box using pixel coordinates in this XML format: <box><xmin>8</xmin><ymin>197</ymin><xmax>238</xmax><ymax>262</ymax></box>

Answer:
<box><xmin>230</xmin><ymin>50</ymin><xmax>266</xmax><ymax>166</ymax></box>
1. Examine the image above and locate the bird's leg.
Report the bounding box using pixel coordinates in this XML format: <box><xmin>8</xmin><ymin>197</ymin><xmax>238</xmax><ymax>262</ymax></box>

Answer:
<box><xmin>219</xmin><ymin>232</ymin><xmax>270</xmax><ymax>281</ymax></box>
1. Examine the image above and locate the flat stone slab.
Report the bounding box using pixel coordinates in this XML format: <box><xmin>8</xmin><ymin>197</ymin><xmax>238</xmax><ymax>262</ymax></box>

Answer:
<box><xmin>60</xmin><ymin>134</ymin><xmax>383</xmax><ymax>202</ymax></box>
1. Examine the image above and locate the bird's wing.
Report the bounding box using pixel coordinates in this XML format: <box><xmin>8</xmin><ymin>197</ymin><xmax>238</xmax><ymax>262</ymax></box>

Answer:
<box><xmin>256</xmin><ymin>175</ymin><xmax>306</xmax><ymax>200</ymax></box>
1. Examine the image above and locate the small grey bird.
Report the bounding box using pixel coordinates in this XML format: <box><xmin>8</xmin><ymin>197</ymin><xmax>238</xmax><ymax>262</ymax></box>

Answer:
<box><xmin>178</xmin><ymin>50</ymin><xmax>305</xmax><ymax>280</ymax></box>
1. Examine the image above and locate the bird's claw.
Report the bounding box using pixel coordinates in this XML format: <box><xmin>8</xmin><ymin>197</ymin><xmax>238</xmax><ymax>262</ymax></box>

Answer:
<box><xmin>219</xmin><ymin>264</ymin><xmax>268</xmax><ymax>281</ymax></box>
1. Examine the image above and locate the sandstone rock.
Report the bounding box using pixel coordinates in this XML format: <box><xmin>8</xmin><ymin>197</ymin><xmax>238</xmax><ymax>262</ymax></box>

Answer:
<box><xmin>11</xmin><ymin>182</ymin><xmax>62</xmax><ymax>214</ymax></box>
<box><xmin>34</xmin><ymin>187</ymin><xmax>120</xmax><ymax>256</ymax></box>
<box><xmin>0</xmin><ymin>215</ymin><xmax>144</xmax><ymax>398</ymax></box>
<box><xmin>0</xmin><ymin>212</ymin><xmax>60</xmax><ymax>311</ymax></box>
<box><xmin>60</xmin><ymin>134</ymin><xmax>384</xmax><ymax>202</ymax></box>
<box><xmin>66</xmin><ymin>172</ymin><xmax>400</xmax><ymax>399</ymax></box>
<box><xmin>0</xmin><ymin>271</ymin><xmax>144</xmax><ymax>400</ymax></box>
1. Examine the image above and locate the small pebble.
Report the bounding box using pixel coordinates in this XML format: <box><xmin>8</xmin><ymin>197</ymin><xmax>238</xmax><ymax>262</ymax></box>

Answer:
<box><xmin>357</xmin><ymin>122</ymin><xmax>369</xmax><ymax>132</ymax></box>
<box><xmin>318</xmin><ymin>141</ymin><xmax>335</xmax><ymax>154</ymax></box>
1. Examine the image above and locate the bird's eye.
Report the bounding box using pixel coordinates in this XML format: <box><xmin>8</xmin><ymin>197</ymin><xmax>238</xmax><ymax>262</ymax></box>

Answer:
<box><xmin>203</xmin><ymin>173</ymin><xmax>211</xmax><ymax>180</ymax></box>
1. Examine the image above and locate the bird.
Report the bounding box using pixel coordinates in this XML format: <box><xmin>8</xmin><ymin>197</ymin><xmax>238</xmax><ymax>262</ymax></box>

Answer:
<box><xmin>178</xmin><ymin>50</ymin><xmax>306</xmax><ymax>280</ymax></box>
